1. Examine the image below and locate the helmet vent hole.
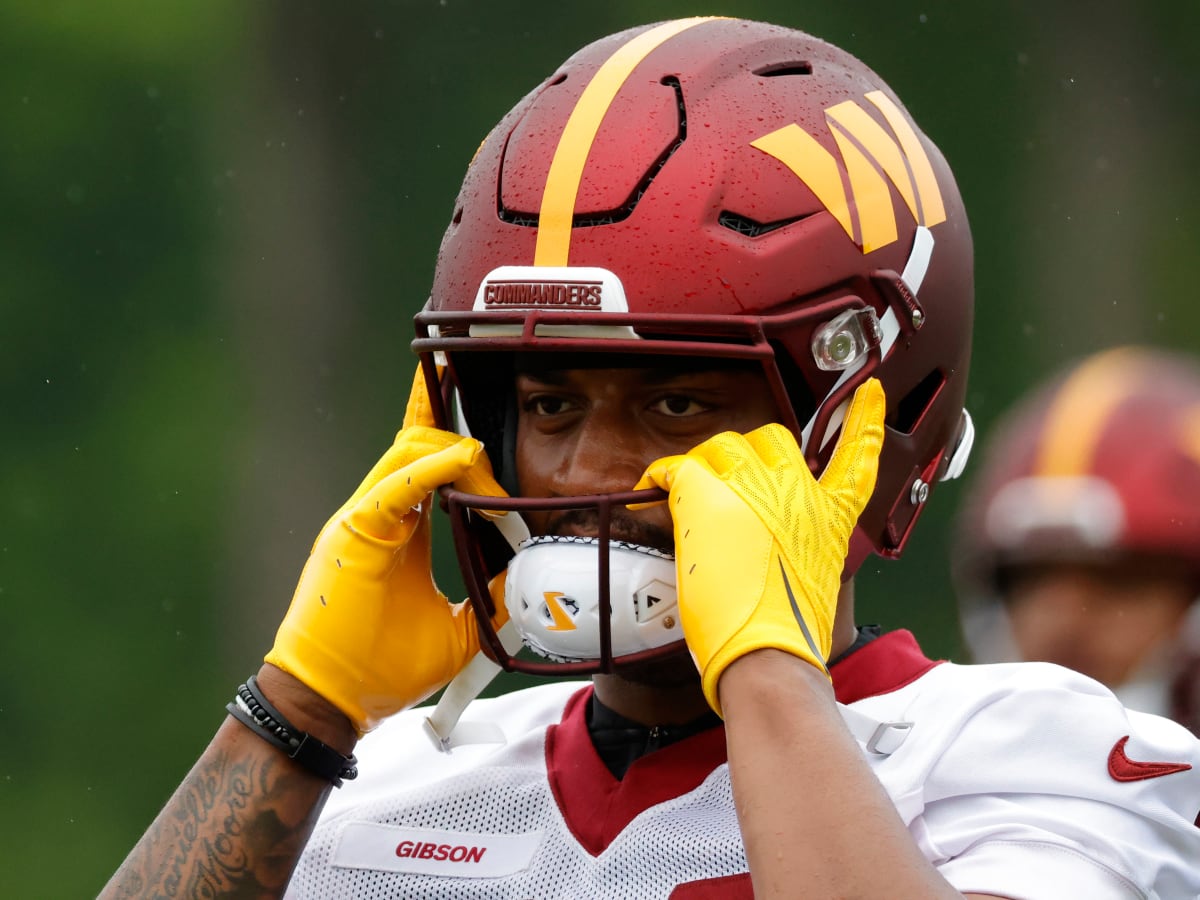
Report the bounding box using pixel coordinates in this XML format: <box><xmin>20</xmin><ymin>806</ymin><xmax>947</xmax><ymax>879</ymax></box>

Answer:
<box><xmin>719</xmin><ymin>211</ymin><xmax>808</xmax><ymax>237</ymax></box>
<box><xmin>894</xmin><ymin>369</ymin><xmax>946</xmax><ymax>435</ymax></box>
<box><xmin>755</xmin><ymin>61</ymin><xmax>813</xmax><ymax>77</ymax></box>
<box><xmin>497</xmin><ymin>77</ymin><xmax>686</xmax><ymax>229</ymax></box>
<box><xmin>548</xmin><ymin>72</ymin><xmax>568</xmax><ymax>86</ymax></box>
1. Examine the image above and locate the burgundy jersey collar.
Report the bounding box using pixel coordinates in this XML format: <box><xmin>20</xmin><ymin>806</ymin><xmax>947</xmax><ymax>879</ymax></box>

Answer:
<box><xmin>832</xmin><ymin>628</ymin><xmax>942</xmax><ymax>705</ymax></box>
<box><xmin>546</xmin><ymin>629</ymin><xmax>940</xmax><ymax>854</ymax></box>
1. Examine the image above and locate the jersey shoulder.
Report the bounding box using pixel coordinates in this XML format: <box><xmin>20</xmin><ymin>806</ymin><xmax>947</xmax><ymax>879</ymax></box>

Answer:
<box><xmin>869</xmin><ymin>659</ymin><xmax>1200</xmax><ymax>785</ymax></box>
<box><xmin>322</xmin><ymin>680</ymin><xmax>588</xmax><ymax>820</ymax></box>
<box><xmin>854</xmin><ymin>659</ymin><xmax>1200</xmax><ymax>897</ymax></box>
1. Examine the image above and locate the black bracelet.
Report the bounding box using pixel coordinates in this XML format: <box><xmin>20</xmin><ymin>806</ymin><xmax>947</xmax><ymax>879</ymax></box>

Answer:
<box><xmin>226</xmin><ymin>676</ymin><xmax>358</xmax><ymax>787</ymax></box>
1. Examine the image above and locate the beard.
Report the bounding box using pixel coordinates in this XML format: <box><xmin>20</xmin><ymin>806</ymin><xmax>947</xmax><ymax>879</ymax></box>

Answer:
<box><xmin>541</xmin><ymin>507</ymin><xmax>675</xmax><ymax>555</ymax></box>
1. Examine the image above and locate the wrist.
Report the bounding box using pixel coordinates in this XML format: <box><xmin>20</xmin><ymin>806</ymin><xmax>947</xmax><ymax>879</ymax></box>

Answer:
<box><xmin>718</xmin><ymin>648</ymin><xmax>835</xmax><ymax>719</ymax></box>
<box><xmin>256</xmin><ymin>662</ymin><xmax>359</xmax><ymax>755</ymax></box>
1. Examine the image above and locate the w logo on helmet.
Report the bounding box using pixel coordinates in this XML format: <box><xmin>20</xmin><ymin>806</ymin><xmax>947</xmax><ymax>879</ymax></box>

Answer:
<box><xmin>751</xmin><ymin>91</ymin><xmax>946</xmax><ymax>254</ymax></box>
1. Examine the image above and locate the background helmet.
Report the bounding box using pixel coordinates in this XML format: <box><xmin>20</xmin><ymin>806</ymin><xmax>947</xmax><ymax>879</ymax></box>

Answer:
<box><xmin>954</xmin><ymin>345</ymin><xmax>1200</xmax><ymax>639</ymax></box>
<box><xmin>413</xmin><ymin>17</ymin><xmax>975</xmax><ymax>674</ymax></box>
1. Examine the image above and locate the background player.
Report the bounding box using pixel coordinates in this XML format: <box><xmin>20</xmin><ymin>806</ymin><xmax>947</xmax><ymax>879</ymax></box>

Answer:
<box><xmin>954</xmin><ymin>345</ymin><xmax>1200</xmax><ymax>733</ymax></box>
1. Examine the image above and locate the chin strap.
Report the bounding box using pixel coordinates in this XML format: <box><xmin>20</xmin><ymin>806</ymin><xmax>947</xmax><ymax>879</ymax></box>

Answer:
<box><xmin>424</xmin><ymin>622</ymin><xmax>524</xmax><ymax>752</ymax></box>
<box><xmin>425</xmin><ymin>501</ymin><xmax>531</xmax><ymax>752</ymax></box>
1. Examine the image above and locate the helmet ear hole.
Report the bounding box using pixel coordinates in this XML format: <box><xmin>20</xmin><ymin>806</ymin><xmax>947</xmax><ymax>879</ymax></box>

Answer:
<box><xmin>893</xmin><ymin>369</ymin><xmax>946</xmax><ymax>435</ymax></box>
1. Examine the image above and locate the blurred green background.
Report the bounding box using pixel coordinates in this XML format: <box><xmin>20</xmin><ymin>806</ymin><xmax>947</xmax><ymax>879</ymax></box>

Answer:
<box><xmin>3</xmin><ymin>1</ymin><xmax>1197</xmax><ymax>894</ymax></box>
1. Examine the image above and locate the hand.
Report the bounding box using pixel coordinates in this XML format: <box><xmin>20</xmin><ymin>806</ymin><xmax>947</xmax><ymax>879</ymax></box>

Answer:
<box><xmin>265</xmin><ymin>366</ymin><xmax>508</xmax><ymax>733</ymax></box>
<box><xmin>634</xmin><ymin>378</ymin><xmax>885</xmax><ymax>715</ymax></box>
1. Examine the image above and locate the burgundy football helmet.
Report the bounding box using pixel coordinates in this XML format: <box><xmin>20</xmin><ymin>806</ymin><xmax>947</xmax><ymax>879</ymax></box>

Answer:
<box><xmin>412</xmin><ymin>17</ymin><xmax>975</xmax><ymax>677</ymax></box>
<box><xmin>955</xmin><ymin>346</ymin><xmax>1200</xmax><ymax>662</ymax></box>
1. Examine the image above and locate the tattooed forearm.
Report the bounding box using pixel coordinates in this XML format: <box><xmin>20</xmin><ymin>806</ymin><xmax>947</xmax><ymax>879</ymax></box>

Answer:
<box><xmin>100</xmin><ymin>720</ymin><xmax>333</xmax><ymax>899</ymax></box>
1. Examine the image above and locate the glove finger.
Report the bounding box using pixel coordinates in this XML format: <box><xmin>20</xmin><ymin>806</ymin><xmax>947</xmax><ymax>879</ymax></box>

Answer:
<box><xmin>630</xmin><ymin>453</ymin><xmax>691</xmax><ymax>507</ymax></box>
<box><xmin>818</xmin><ymin>378</ymin><xmax>885</xmax><ymax>510</ymax></box>
<box><xmin>453</xmin><ymin>446</ymin><xmax>510</xmax><ymax>506</ymax></box>
<box><xmin>486</xmin><ymin>570</ymin><xmax>511</xmax><ymax>630</ymax></box>
<box><xmin>402</xmin><ymin>363</ymin><xmax>439</xmax><ymax>430</ymax></box>
<box><xmin>355</xmin><ymin>437</ymin><xmax>483</xmax><ymax>536</ymax></box>
<box><xmin>333</xmin><ymin>426</ymin><xmax>463</xmax><ymax>521</ymax></box>
<box><xmin>678</xmin><ymin>430</ymin><xmax>758</xmax><ymax>478</ymax></box>
<box><xmin>740</xmin><ymin>423</ymin><xmax>806</xmax><ymax>471</ymax></box>
<box><xmin>436</xmin><ymin>572</ymin><xmax>512</xmax><ymax>664</ymax></box>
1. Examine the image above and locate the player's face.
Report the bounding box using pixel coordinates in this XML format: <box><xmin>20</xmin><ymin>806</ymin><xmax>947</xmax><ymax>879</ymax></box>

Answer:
<box><xmin>513</xmin><ymin>362</ymin><xmax>781</xmax><ymax>548</ymax></box>
<box><xmin>1004</xmin><ymin>558</ymin><xmax>1194</xmax><ymax>688</ymax></box>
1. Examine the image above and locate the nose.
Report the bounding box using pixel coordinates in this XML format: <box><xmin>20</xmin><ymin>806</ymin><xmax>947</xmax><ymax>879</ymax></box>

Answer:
<box><xmin>546</xmin><ymin>408</ymin><xmax>651</xmax><ymax>498</ymax></box>
<box><xmin>1006</xmin><ymin>572</ymin><xmax>1098</xmax><ymax>672</ymax></box>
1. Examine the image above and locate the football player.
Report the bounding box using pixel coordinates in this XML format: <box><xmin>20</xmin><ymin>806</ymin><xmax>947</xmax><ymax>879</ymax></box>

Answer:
<box><xmin>101</xmin><ymin>18</ymin><xmax>1200</xmax><ymax>899</ymax></box>
<box><xmin>955</xmin><ymin>345</ymin><xmax>1200</xmax><ymax>733</ymax></box>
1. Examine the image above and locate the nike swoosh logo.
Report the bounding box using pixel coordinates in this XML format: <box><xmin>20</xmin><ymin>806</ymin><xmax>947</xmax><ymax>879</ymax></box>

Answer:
<box><xmin>780</xmin><ymin>559</ymin><xmax>828</xmax><ymax>673</ymax></box>
<box><xmin>1107</xmin><ymin>735</ymin><xmax>1193</xmax><ymax>782</ymax></box>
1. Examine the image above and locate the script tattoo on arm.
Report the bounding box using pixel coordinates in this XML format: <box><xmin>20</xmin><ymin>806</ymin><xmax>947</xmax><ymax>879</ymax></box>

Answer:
<box><xmin>100</xmin><ymin>718</ymin><xmax>335</xmax><ymax>900</ymax></box>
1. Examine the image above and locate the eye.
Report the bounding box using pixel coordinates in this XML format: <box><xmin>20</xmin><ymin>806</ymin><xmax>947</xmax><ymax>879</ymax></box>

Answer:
<box><xmin>523</xmin><ymin>394</ymin><xmax>575</xmax><ymax>416</ymax></box>
<box><xmin>650</xmin><ymin>394</ymin><xmax>709</xmax><ymax>417</ymax></box>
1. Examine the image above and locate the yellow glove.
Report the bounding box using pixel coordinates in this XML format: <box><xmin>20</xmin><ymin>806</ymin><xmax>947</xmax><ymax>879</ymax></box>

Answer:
<box><xmin>634</xmin><ymin>378</ymin><xmax>885</xmax><ymax>715</ymax></box>
<box><xmin>265</xmin><ymin>367</ymin><xmax>508</xmax><ymax>733</ymax></box>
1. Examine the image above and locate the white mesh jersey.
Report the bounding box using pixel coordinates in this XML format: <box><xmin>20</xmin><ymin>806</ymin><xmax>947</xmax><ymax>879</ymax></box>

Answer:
<box><xmin>286</xmin><ymin>631</ymin><xmax>1200</xmax><ymax>899</ymax></box>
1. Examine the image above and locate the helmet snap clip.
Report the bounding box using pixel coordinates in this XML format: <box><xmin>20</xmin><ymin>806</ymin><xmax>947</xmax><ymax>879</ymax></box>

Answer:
<box><xmin>910</xmin><ymin>479</ymin><xmax>930</xmax><ymax>505</ymax></box>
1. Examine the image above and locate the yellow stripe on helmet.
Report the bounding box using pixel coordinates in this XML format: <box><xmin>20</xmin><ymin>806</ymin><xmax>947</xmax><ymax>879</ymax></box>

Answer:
<box><xmin>1034</xmin><ymin>347</ymin><xmax>1146</xmax><ymax>477</ymax></box>
<box><xmin>534</xmin><ymin>17</ymin><xmax>720</xmax><ymax>267</ymax></box>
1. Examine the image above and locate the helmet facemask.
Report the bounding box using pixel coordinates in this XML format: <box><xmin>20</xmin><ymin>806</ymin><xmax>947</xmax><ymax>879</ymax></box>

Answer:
<box><xmin>416</xmin><ymin>287</ymin><xmax>898</xmax><ymax>674</ymax></box>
